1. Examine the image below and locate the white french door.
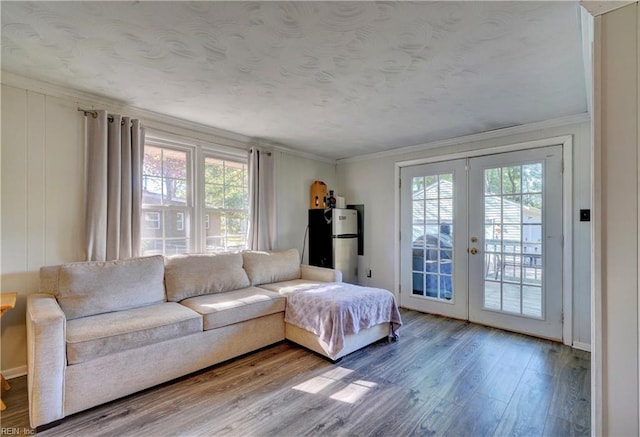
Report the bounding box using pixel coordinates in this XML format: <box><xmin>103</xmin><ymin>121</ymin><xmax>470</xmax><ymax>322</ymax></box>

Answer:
<box><xmin>400</xmin><ymin>159</ymin><xmax>469</xmax><ymax>320</ymax></box>
<box><xmin>400</xmin><ymin>146</ymin><xmax>563</xmax><ymax>340</ymax></box>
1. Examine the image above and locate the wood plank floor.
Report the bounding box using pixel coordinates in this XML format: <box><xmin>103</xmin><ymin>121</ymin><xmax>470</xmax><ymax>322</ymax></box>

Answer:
<box><xmin>1</xmin><ymin>309</ymin><xmax>590</xmax><ymax>436</ymax></box>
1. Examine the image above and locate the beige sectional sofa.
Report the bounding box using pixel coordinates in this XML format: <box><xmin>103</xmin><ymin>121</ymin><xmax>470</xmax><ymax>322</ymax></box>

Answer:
<box><xmin>27</xmin><ymin>249</ymin><xmax>348</xmax><ymax>429</ymax></box>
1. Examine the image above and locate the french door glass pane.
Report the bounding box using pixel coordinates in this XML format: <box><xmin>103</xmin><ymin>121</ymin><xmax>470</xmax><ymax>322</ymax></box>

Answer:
<box><xmin>482</xmin><ymin>162</ymin><xmax>543</xmax><ymax>318</ymax></box>
<box><xmin>411</xmin><ymin>173</ymin><xmax>454</xmax><ymax>301</ymax></box>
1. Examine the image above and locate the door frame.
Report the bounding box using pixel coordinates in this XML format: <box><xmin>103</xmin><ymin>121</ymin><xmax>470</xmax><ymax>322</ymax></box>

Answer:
<box><xmin>393</xmin><ymin>135</ymin><xmax>574</xmax><ymax>346</ymax></box>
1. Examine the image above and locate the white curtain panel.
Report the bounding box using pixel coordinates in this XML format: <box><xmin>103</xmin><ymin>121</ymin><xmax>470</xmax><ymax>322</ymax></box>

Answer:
<box><xmin>85</xmin><ymin>110</ymin><xmax>144</xmax><ymax>261</ymax></box>
<box><xmin>247</xmin><ymin>147</ymin><xmax>276</xmax><ymax>251</ymax></box>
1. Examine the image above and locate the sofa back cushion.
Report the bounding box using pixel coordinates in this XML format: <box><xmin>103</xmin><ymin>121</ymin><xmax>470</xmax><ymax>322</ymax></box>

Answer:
<box><xmin>39</xmin><ymin>265</ymin><xmax>61</xmax><ymax>295</ymax></box>
<box><xmin>242</xmin><ymin>249</ymin><xmax>301</xmax><ymax>286</ymax></box>
<box><xmin>56</xmin><ymin>255</ymin><xmax>166</xmax><ymax>320</ymax></box>
<box><xmin>164</xmin><ymin>253</ymin><xmax>250</xmax><ymax>302</ymax></box>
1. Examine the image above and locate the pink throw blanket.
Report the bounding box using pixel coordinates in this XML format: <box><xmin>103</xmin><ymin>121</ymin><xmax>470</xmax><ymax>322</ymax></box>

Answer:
<box><xmin>283</xmin><ymin>282</ymin><xmax>402</xmax><ymax>359</ymax></box>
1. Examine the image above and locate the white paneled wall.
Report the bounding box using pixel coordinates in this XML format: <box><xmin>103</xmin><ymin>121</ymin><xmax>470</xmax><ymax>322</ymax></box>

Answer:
<box><xmin>0</xmin><ymin>80</ymin><xmax>337</xmax><ymax>376</ymax></box>
<box><xmin>1</xmin><ymin>86</ymin><xmax>85</xmax><ymax>374</ymax></box>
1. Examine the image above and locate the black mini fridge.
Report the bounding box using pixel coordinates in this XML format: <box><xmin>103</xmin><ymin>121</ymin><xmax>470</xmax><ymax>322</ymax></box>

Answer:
<box><xmin>308</xmin><ymin>208</ymin><xmax>358</xmax><ymax>284</ymax></box>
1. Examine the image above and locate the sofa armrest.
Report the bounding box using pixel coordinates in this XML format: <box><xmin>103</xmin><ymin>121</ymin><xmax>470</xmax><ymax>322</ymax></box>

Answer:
<box><xmin>300</xmin><ymin>264</ymin><xmax>342</xmax><ymax>283</ymax></box>
<box><xmin>27</xmin><ymin>293</ymin><xmax>66</xmax><ymax>428</ymax></box>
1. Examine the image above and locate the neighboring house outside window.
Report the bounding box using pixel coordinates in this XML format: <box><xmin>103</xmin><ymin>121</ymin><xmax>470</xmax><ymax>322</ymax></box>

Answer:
<box><xmin>144</xmin><ymin>211</ymin><xmax>161</xmax><ymax>230</ymax></box>
<box><xmin>141</xmin><ymin>134</ymin><xmax>249</xmax><ymax>256</ymax></box>
<box><xmin>176</xmin><ymin>212</ymin><xmax>185</xmax><ymax>232</ymax></box>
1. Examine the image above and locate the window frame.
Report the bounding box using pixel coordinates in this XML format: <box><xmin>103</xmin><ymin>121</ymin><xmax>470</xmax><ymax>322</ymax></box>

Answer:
<box><xmin>142</xmin><ymin>131</ymin><xmax>249</xmax><ymax>255</ymax></box>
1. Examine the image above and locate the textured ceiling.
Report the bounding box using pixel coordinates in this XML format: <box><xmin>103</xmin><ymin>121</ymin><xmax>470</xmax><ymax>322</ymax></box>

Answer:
<box><xmin>2</xmin><ymin>1</ymin><xmax>587</xmax><ymax>159</ymax></box>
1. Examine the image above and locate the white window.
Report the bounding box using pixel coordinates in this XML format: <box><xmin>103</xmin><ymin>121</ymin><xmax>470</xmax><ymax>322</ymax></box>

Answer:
<box><xmin>141</xmin><ymin>134</ymin><xmax>249</xmax><ymax>256</ymax></box>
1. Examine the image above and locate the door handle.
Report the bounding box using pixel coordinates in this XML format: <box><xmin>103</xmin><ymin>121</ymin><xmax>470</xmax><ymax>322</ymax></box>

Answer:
<box><xmin>469</xmin><ymin>247</ymin><xmax>478</xmax><ymax>255</ymax></box>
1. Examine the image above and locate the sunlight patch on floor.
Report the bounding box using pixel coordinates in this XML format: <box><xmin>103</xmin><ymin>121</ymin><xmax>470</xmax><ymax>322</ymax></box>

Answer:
<box><xmin>330</xmin><ymin>380</ymin><xmax>378</xmax><ymax>404</ymax></box>
<box><xmin>292</xmin><ymin>367</ymin><xmax>376</xmax><ymax>404</ymax></box>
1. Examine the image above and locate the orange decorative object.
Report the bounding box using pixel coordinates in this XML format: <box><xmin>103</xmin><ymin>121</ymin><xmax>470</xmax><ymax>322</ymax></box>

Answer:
<box><xmin>0</xmin><ymin>292</ymin><xmax>17</xmax><ymax>411</ymax></box>
<box><xmin>310</xmin><ymin>181</ymin><xmax>328</xmax><ymax>209</ymax></box>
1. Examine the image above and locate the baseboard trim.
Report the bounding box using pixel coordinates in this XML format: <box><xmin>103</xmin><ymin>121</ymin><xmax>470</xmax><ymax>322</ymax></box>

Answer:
<box><xmin>2</xmin><ymin>365</ymin><xmax>27</xmax><ymax>380</ymax></box>
<box><xmin>573</xmin><ymin>341</ymin><xmax>591</xmax><ymax>352</ymax></box>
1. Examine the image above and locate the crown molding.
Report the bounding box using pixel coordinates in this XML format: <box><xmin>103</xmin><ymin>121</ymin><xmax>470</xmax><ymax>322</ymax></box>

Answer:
<box><xmin>255</xmin><ymin>139</ymin><xmax>337</xmax><ymax>164</ymax></box>
<box><xmin>337</xmin><ymin>112</ymin><xmax>591</xmax><ymax>164</ymax></box>
<box><xmin>1</xmin><ymin>70</ymin><xmax>336</xmax><ymax>163</ymax></box>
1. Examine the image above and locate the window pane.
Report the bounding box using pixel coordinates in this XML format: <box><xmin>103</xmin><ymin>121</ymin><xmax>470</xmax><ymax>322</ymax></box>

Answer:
<box><xmin>412</xmin><ymin>272</ymin><xmax>424</xmax><ymax>295</ymax></box>
<box><xmin>523</xmin><ymin>286</ymin><xmax>542</xmax><ymax>317</ymax></box>
<box><xmin>205</xmin><ymin>158</ymin><xmax>224</xmax><ymax>184</ymax></box>
<box><xmin>205</xmin><ymin>184</ymin><xmax>224</xmax><ymax>209</ymax></box>
<box><xmin>424</xmin><ymin>176</ymin><xmax>438</xmax><ymax>199</ymax></box>
<box><xmin>484</xmin><ymin>281</ymin><xmax>501</xmax><ymax>310</ymax></box>
<box><xmin>162</xmin><ymin>150</ymin><xmax>188</xmax><ymax>206</ymax></box>
<box><xmin>141</xmin><ymin>208</ymin><xmax>190</xmax><ymax>256</ymax></box>
<box><xmin>144</xmin><ymin>146</ymin><xmax>163</xmax><ymax>177</ymax></box>
<box><xmin>412</xmin><ymin>200</ymin><xmax>425</xmax><ymax>225</ymax></box>
<box><xmin>226</xmin><ymin>212</ymin><xmax>248</xmax><ymax>251</ymax></box>
<box><xmin>501</xmin><ymin>166</ymin><xmax>521</xmax><ymax>194</ymax></box>
<box><xmin>485</xmin><ymin>168</ymin><xmax>501</xmax><ymax>195</ymax></box>
<box><xmin>502</xmin><ymin>283</ymin><xmax>521</xmax><ymax>313</ymax></box>
<box><xmin>413</xmin><ymin>177</ymin><xmax>425</xmax><ymax>200</ymax></box>
<box><xmin>165</xmin><ymin>210</ymin><xmax>188</xmax><ymax>239</ymax></box>
<box><xmin>225</xmin><ymin>188</ymin><xmax>245</xmax><ymax>209</ymax></box>
<box><xmin>412</xmin><ymin>225</ymin><xmax>425</xmax><ymax>244</ymax></box>
<box><xmin>523</xmin><ymin>194</ymin><xmax>542</xmax><ymax>223</ymax></box>
<box><xmin>503</xmin><ymin>196</ymin><xmax>521</xmax><ymax>223</ymax></box>
<box><xmin>143</xmin><ymin>210</ymin><xmax>162</xmax><ymax>238</ymax></box>
<box><xmin>204</xmin><ymin>209</ymin><xmax>248</xmax><ymax>253</ymax></box>
<box><xmin>439</xmin><ymin>174</ymin><xmax>453</xmax><ymax>198</ymax></box>
<box><xmin>142</xmin><ymin>146</ymin><xmax>189</xmax><ymax>207</ymax></box>
<box><xmin>522</xmin><ymin>164</ymin><xmax>542</xmax><ymax>193</ymax></box>
<box><xmin>205</xmin><ymin>210</ymin><xmax>223</xmax><ymax>252</ymax></box>
<box><xmin>225</xmin><ymin>161</ymin><xmax>245</xmax><ymax>186</ymax></box>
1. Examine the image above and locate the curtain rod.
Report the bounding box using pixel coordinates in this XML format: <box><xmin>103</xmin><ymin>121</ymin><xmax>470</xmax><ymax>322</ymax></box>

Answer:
<box><xmin>78</xmin><ymin>108</ymin><xmax>126</xmax><ymax>124</ymax></box>
<box><xmin>249</xmin><ymin>148</ymin><xmax>272</xmax><ymax>156</ymax></box>
<box><xmin>77</xmin><ymin>108</ymin><xmax>98</xmax><ymax>118</ymax></box>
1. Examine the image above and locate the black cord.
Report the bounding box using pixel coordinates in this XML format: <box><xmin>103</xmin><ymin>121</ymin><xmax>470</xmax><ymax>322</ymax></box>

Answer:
<box><xmin>301</xmin><ymin>224</ymin><xmax>309</xmax><ymax>263</ymax></box>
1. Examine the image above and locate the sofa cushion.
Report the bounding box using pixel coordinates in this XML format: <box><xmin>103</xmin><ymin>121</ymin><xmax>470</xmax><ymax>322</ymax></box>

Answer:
<box><xmin>164</xmin><ymin>253</ymin><xmax>250</xmax><ymax>302</ymax></box>
<box><xmin>39</xmin><ymin>265</ymin><xmax>61</xmax><ymax>295</ymax></box>
<box><xmin>242</xmin><ymin>249</ymin><xmax>301</xmax><ymax>286</ymax></box>
<box><xmin>57</xmin><ymin>256</ymin><xmax>166</xmax><ymax>320</ymax></box>
<box><xmin>258</xmin><ymin>279</ymin><xmax>326</xmax><ymax>295</ymax></box>
<box><xmin>180</xmin><ymin>287</ymin><xmax>285</xmax><ymax>330</ymax></box>
<box><xmin>66</xmin><ymin>302</ymin><xmax>202</xmax><ymax>365</ymax></box>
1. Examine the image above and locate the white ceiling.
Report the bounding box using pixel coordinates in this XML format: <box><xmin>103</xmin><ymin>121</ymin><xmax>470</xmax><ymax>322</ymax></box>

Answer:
<box><xmin>1</xmin><ymin>1</ymin><xmax>587</xmax><ymax>160</ymax></box>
